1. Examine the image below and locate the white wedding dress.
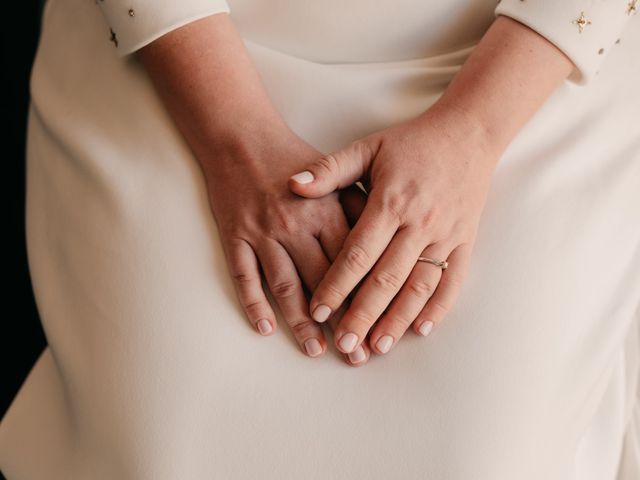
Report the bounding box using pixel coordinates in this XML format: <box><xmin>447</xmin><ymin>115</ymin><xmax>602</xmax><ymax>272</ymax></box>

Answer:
<box><xmin>1</xmin><ymin>0</ymin><xmax>639</xmax><ymax>478</ymax></box>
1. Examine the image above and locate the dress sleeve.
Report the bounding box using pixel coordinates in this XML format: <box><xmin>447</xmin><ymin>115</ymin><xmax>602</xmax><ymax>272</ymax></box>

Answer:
<box><xmin>94</xmin><ymin>0</ymin><xmax>231</xmax><ymax>57</ymax></box>
<box><xmin>494</xmin><ymin>0</ymin><xmax>637</xmax><ymax>85</ymax></box>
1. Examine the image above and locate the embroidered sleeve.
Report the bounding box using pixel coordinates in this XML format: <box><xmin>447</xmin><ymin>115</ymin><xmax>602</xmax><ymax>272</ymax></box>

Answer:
<box><xmin>494</xmin><ymin>0</ymin><xmax>637</xmax><ymax>84</ymax></box>
<box><xmin>94</xmin><ymin>0</ymin><xmax>231</xmax><ymax>57</ymax></box>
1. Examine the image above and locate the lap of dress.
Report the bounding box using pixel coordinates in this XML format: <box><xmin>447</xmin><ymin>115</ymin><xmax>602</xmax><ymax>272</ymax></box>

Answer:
<box><xmin>1</xmin><ymin>0</ymin><xmax>639</xmax><ymax>478</ymax></box>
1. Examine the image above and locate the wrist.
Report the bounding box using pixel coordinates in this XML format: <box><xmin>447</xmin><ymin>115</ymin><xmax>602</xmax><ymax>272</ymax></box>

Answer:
<box><xmin>418</xmin><ymin>15</ymin><xmax>573</xmax><ymax>165</ymax></box>
<box><xmin>418</xmin><ymin>97</ymin><xmax>506</xmax><ymax>163</ymax></box>
<box><xmin>197</xmin><ymin>121</ymin><xmax>317</xmax><ymax>189</ymax></box>
<box><xmin>190</xmin><ymin>108</ymin><xmax>293</xmax><ymax>164</ymax></box>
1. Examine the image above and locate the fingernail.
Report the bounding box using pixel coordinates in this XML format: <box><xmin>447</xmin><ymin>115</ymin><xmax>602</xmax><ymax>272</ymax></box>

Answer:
<box><xmin>290</xmin><ymin>170</ymin><xmax>314</xmax><ymax>184</ymax></box>
<box><xmin>376</xmin><ymin>335</ymin><xmax>394</xmax><ymax>354</ymax></box>
<box><xmin>348</xmin><ymin>345</ymin><xmax>366</xmax><ymax>364</ymax></box>
<box><xmin>338</xmin><ymin>332</ymin><xmax>359</xmax><ymax>353</ymax></box>
<box><xmin>419</xmin><ymin>321</ymin><xmax>434</xmax><ymax>337</ymax></box>
<box><xmin>312</xmin><ymin>304</ymin><xmax>331</xmax><ymax>323</ymax></box>
<box><xmin>304</xmin><ymin>338</ymin><xmax>323</xmax><ymax>357</ymax></box>
<box><xmin>257</xmin><ymin>319</ymin><xmax>273</xmax><ymax>335</ymax></box>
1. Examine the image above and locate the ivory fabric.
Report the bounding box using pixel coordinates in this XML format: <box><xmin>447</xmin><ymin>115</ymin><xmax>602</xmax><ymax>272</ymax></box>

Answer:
<box><xmin>94</xmin><ymin>0</ymin><xmax>231</xmax><ymax>56</ymax></box>
<box><xmin>495</xmin><ymin>0</ymin><xmax>638</xmax><ymax>84</ymax></box>
<box><xmin>94</xmin><ymin>0</ymin><xmax>637</xmax><ymax>84</ymax></box>
<box><xmin>1</xmin><ymin>0</ymin><xmax>639</xmax><ymax>478</ymax></box>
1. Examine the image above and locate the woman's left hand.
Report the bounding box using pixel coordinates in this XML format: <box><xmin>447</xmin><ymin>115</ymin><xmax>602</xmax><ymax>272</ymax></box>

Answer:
<box><xmin>288</xmin><ymin>100</ymin><xmax>501</xmax><ymax>356</ymax></box>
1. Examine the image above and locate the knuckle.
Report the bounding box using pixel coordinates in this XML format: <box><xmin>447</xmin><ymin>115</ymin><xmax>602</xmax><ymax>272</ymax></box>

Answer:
<box><xmin>273</xmin><ymin>212</ymin><xmax>301</xmax><ymax>236</ymax></box>
<box><xmin>409</xmin><ymin>278</ymin><xmax>436</xmax><ymax>297</ymax></box>
<box><xmin>227</xmin><ymin>236</ymin><xmax>246</xmax><ymax>248</ymax></box>
<box><xmin>232</xmin><ymin>270</ymin><xmax>255</xmax><ymax>286</ymax></box>
<box><xmin>227</xmin><ymin>236</ymin><xmax>253</xmax><ymax>259</ymax></box>
<box><xmin>316</xmin><ymin>153</ymin><xmax>340</xmax><ymax>175</ymax></box>
<box><xmin>242</xmin><ymin>299</ymin><xmax>266</xmax><ymax>319</ymax></box>
<box><xmin>345</xmin><ymin>308</ymin><xmax>376</xmax><ymax>331</ymax></box>
<box><xmin>371</xmin><ymin>269</ymin><xmax>403</xmax><ymax>292</ymax></box>
<box><xmin>417</xmin><ymin>209</ymin><xmax>439</xmax><ymax>232</ymax></box>
<box><xmin>321</xmin><ymin>282</ymin><xmax>348</xmax><ymax>303</ymax></box>
<box><xmin>378</xmin><ymin>190</ymin><xmax>406</xmax><ymax>221</ymax></box>
<box><xmin>228</xmin><ymin>225</ymin><xmax>259</xmax><ymax>247</ymax></box>
<box><xmin>343</xmin><ymin>242</ymin><xmax>371</xmax><ymax>273</ymax></box>
<box><xmin>384</xmin><ymin>312</ymin><xmax>413</xmax><ymax>330</ymax></box>
<box><xmin>289</xmin><ymin>318</ymin><xmax>317</xmax><ymax>337</ymax></box>
<box><xmin>429</xmin><ymin>299</ymin><xmax>450</xmax><ymax>317</ymax></box>
<box><xmin>450</xmin><ymin>222</ymin><xmax>474</xmax><ymax>241</ymax></box>
<box><xmin>270</xmin><ymin>279</ymin><xmax>299</xmax><ymax>299</ymax></box>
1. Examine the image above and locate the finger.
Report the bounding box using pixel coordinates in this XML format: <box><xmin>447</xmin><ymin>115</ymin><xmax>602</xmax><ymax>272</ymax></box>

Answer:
<box><xmin>286</xmin><ymin>233</ymin><xmax>373</xmax><ymax>367</ymax></box>
<box><xmin>318</xmin><ymin>204</ymin><xmax>368</xmax><ymax>307</ymax></box>
<box><xmin>346</xmin><ymin>342</ymin><xmax>371</xmax><ymax>367</ymax></box>
<box><xmin>287</xmin><ymin>139</ymin><xmax>379</xmax><ymax>198</ymax></box>
<box><xmin>317</xmin><ymin>207</ymin><xmax>351</xmax><ymax>262</ymax></box>
<box><xmin>256</xmin><ymin>240</ymin><xmax>328</xmax><ymax>358</ymax></box>
<box><xmin>339</xmin><ymin>185</ymin><xmax>367</xmax><ymax>227</ymax></box>
<box><xmin>332</xmin><ymin>227</ymin><xmax>425</xmax><ymax>353</ymax></box>
<box><xmin>307</xmin><ymin>193</ymin><xmax>401</xmax><ymax>324</ymax></box>
<box><xmin>283</xmin><ymin>235</ymin><xmax>331</xmax><ymax>294</ymax></box>
<box><xmin>226</xmin><ymin>237</ymin><xmax>277</xmax><ymax>336</ymax></box>
<box><xmin>325</xmin><ymin>303</ymin><xmax>373</xmax><ymax>367</ymax></box>
<box><xmin>413</xmin><ymin>242</ymin><xmax>474</xmax><ymax>337</ymax></box>
<box><xmin>368</xmin><ymin>241</ymin><xmax>452</xmax><ymax>354</ymax></box>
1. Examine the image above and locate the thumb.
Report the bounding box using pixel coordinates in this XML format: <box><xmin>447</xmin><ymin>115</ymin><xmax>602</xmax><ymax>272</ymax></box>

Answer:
<box><xmin>288</xmin><ymin>140</ymin><xmax>375</xmax><ymax>198</ymax></box>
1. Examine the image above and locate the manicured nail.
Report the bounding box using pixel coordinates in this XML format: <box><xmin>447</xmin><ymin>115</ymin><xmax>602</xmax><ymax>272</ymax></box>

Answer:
<box><xmin>419</xmin><ymin>321</ymin><xmax>434</xmax><ymax>337</ymax></box>
<box><xmin>338</xmin><ymin>332</ymin><xmax>359</xmax><ymax>353</ymax></box>
<box><xmin>348</xmin><ymin>345</ymin><xmax>366</xmax><ymax>364</ymax></box>
<box><xmin>304</xmin><ymin>338</ymin><xmax>323</xmax><ymax>357</ymax></box>
<box><xmin>312</xmin><ymin>304</ymin><xmax>331</xmax><ymax>323</ymax></box>
<box><xmin>290</xmin><ymin>170</ymin><xmax>314</xmax><ymax>184</ymax></box>
<box><xmin>257</xmin><ymin>319</ymin><xmax>273</xmax><ymax>335</ymax></box>
<box><xmin>376</xmin><ymin>335</ymin><xmax>394</xmax><ymax>354</ymax></box>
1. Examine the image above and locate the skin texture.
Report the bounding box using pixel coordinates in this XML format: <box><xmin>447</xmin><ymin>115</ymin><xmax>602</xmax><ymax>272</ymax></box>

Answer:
<box><xmin>288</xmin><ymin>14</ymin><xmax>574</xmax><ymax>356</ymax></box>
<box><xmin>137</xmin><ymin>12</ymin><xmax>573</xmax><ymax>366</ymax></box>
<box><xmin>137</xmin><ymin>12</ymin><xmax>373</xmax><ymax>366</ymax></box>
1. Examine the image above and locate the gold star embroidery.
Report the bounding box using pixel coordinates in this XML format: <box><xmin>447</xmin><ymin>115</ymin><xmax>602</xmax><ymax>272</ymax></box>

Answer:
<box><xmin>627</xmin><ymin>0</ymin><xmax>637</xmax><ymax>15</ymax></box>
<box><xmin>572</xmin><ymin>12</ymin><xmax>592</xmax><ymax>33</ymax></box>
<box><xmin>109</xmin><ymin>28</ymin><xmax>118</xmax><ymax>47</ymax></box>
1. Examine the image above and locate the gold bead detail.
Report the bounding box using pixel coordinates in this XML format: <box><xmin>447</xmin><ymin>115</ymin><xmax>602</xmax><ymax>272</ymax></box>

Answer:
<box><xmin>109</xmin><ymin>27</ymin><xmax>118</xmax><ymax>47</ymax></box>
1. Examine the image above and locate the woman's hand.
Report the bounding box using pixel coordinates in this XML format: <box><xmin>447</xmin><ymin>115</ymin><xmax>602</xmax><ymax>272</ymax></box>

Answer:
<box><xmin>287</xmin><ymin>14</ymin><xmax>573</xmax><ymax>357</ymax></box>
<box><xmin>288</xmin><ymin>103</ymin><xmax>497</xmax><ymax>355</ymax></box>
<box><xmin>136</xmin><ymin>12</ymin><xmax>378</xmax><ymax>364</ymax></box>
<box><xmin>202</xmin><ymin>128</ymin><xmax>375</xmax><ymax>362</ymax></box>
<box><xmin>138</xmin><ymin>10</ymin><xmax>571</xmax><ymax>362</ymax></box>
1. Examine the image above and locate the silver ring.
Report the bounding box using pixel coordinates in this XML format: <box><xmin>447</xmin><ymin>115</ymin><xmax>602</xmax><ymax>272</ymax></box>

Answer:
<box><xmin>417</xmin><ymin>256</ymin><xmax>448</xmax><ymax>270</ymax></box>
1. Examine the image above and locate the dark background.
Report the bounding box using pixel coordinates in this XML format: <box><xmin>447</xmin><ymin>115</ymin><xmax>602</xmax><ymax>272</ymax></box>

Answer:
<box><xmin>2</xmin><ymin>0</ymin><xmax>47</xmax><ymax>422</ymax></box>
